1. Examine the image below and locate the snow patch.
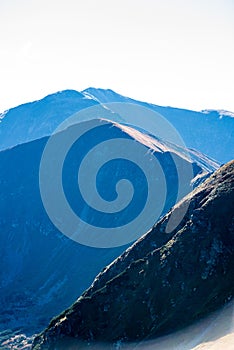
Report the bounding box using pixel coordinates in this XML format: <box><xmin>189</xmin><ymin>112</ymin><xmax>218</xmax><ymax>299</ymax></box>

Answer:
<box><xmin>0</xmin><ymin>110</ymin><xmax>8</xmax><ymax>122</ymax></box>
<box><xmin>202</xmin><ymin>109</ymin><xmax>234</xmax><ymax>118</ymax></box>
<box><xmin>82</xmin><ymin>91</ymin><xmax>101</xmax><ymax>103</ymax></box>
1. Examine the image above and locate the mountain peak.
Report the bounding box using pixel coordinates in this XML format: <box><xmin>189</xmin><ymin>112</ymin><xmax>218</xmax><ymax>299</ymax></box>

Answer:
<box><xmin>43</xmin><ymin>89</ymin><xmax>85</xmax><ymax>100</ymax></box>
<box><xmin>82</xmin><ymin>87</ymin><xmax>129</xmax><ymax>103</ymax></box>
<box><xmin>1</xmin><ymin>88</ymin><xmax>233</xmax><ymax>163</ymax></box>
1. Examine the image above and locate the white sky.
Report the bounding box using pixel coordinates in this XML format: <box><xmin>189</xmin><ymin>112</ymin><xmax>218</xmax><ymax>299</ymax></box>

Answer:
<box><xmin>0</xmin><ymin>0</ymin><xmax>233</xmax><ymax>113</ymax></box>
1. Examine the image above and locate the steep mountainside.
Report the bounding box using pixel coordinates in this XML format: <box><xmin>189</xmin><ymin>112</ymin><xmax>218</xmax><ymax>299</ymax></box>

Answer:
<box><xmin>0</xmin><ymin>119</ymin><xmax>216</xmax><ymax>335</ymax></box>
<box><xmin>33</xmin><ymin>161</ymin><xmax>234</xmax><ymax>349</ymax></box>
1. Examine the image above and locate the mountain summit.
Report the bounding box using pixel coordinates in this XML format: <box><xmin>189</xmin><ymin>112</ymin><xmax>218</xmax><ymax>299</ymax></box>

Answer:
<box><xmin>0</xmin><ymin>88</ymin><xmax>233</xmax><ymax>163</ymax></box>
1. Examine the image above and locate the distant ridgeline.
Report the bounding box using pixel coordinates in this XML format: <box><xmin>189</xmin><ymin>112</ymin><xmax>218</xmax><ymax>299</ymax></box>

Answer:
<box><xmin>0</xmin><ymin>88</ymin><xmax>233</xmax><ymax>163</ymax></box>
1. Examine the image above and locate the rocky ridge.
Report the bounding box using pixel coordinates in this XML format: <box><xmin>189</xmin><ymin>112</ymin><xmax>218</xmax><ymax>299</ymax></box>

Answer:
<box><xmin>33</xmin><ymin>161</ymin><xmax>234</xmax><ymax>349</ymax></box>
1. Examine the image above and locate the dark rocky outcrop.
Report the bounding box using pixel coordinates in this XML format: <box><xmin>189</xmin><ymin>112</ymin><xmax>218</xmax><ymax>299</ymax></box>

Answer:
<box><xmin>33</xmin><ymin>161</ymin><xmax>234</xmax><ymax>349</ymax></box>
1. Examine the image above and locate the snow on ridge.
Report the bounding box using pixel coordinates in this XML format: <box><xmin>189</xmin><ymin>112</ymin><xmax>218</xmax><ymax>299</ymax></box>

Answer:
<box><xmin>81</xmin><ymin>91</ymin><xmax>94</xmax><ymax>100</ymax></box>
<box><xmin>202</xmin><ymin>109</ymin><xmax>234</xmax><ymax>118</ymax></box>
<box><xmin>218</xmin><ymin>110</ymin><xmax>234</xmax><ymax>118</ymax></box>
<box><xmin>0</xmin><ymin>110</ymin><xmax>8</xmax><ymax>122</ymax></box>
<box><xmin>82</xmin><ymin>91</ymin><xmax>101</xmax><ymax>103</ymax></box>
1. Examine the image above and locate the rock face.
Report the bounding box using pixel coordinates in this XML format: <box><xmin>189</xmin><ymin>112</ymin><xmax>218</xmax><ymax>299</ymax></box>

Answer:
<box><xmin>33</xmin><ymin>161</ymin><xmax>234</xmax><ymax>349</ymax></box>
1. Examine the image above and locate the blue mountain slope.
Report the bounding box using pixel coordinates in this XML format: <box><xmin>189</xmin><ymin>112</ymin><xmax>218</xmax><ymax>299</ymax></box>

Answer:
<box><xmin>0</xmin><ymin>119</ymin><xmax>217</xmax><ymax>336</ymax></box>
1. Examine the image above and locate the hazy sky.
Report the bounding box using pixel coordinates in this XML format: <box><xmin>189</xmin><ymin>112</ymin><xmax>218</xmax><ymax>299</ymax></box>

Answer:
<box><xmin>0</xmin><ymin>0</ymin><xmax>233</xmax><ymax>112</ymax></box>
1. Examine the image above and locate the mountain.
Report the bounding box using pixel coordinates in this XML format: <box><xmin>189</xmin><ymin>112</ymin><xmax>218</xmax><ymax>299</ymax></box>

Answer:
<box><xmin>83</xmin><ymin>88</ymin><xmax>234</xmax><ymax>164</ymax></box>
<box><xmin>0</xmin><ymin>119</ymin><xmax>217</xmax><ymax>336</ymax></box>
<box><xmin>33</xmin><ymin>161</ymin><xmax>234</xmax><ymax>349</ymax></box>
<box><xmin>1</xmin><ymin>88</ymin><xmax>233</xmax><ymax>163</ymax></box>
<box><xmin>0</xmin><ymin>90</ymin><xmax>123</xmax><ymax>151</ymax></box>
